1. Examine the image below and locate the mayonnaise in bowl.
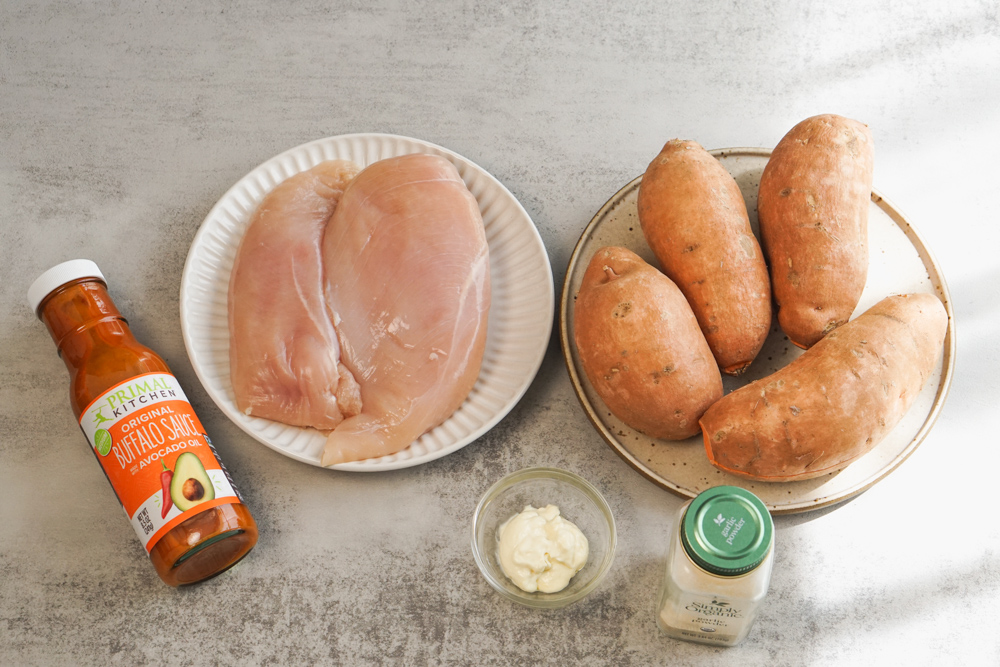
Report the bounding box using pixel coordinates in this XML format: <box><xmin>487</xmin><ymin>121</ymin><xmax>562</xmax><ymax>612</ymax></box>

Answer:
<box><xmin>497</xmin><ymin>504</ymin><xmax>589</xmax><ymax>593</ymax></box>
<box><xmin>471</xmin><ymin>467</ymin><xmax>617</xmax><ymax>609</ymax></box>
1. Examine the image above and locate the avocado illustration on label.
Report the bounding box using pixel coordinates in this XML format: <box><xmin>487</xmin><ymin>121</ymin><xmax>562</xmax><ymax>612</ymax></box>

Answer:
<box><xmin>169</xmin><ymin>452</ymin><xmax>216</xmax><ymax>512</ymax></box>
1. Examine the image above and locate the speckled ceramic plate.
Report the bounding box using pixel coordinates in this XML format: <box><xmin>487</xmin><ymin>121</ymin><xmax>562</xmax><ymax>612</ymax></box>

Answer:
<box><xmin>561</xmin><ymin>148</ymin><xmax>955</xmax><ymax>514</ymax></box>
<box><xmin>180</xmin><ymin>134</ymin><xmax>553</xmax><ymax>470</ymax></box>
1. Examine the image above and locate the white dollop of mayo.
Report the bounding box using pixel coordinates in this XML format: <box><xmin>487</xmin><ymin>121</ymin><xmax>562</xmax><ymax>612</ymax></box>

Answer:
<box><xmin>497</xmin><ymin>505</ymin><xmax>589</xmax><ymax>593</ymax></box>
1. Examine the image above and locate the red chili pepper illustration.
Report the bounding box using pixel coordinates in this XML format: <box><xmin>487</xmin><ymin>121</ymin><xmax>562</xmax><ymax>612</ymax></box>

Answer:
<box><xmin>160</xmin><ymin>461</ymin><xmax>173</xmax><ymax>519</ymax></box>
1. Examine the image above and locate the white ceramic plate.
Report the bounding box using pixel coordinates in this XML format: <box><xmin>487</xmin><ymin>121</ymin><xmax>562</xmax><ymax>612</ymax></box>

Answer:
<box><xmin>180</xmin><ymin>134</ymin><xmax>554</xmax><ymax>470</ymax></box>
<box><xmin>561</xmin><ymin>148</ymin><xmax>955</xmax><ymax>514</ymax></box>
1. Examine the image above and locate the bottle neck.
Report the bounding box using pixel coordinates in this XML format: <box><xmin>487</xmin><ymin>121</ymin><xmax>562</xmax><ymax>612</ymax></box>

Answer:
<box><xmin>37</xmin><ymin>278</ymin><xmax>136</xmax><ymax>367</ymax></box>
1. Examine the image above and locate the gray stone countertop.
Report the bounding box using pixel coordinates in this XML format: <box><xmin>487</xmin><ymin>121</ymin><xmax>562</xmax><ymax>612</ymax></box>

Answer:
<box><xmin>2</xmin><ymin>1</ymin><xmax>999</xmax><ymax>664</ymax></box>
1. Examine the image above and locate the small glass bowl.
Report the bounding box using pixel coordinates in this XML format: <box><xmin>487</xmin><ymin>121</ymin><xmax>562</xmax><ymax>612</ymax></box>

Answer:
<box><xmin>471</xmin><ymin>467</ymin><xmax>617</xmax><ymax>609</ymax></box>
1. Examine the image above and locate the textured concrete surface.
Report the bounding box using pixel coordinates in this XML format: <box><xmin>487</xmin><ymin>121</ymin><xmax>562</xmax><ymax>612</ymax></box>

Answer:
<box><xmin>2</xmin><ymin>1</ymin><xmax>1000</xmax><ymax>664</ymax></box>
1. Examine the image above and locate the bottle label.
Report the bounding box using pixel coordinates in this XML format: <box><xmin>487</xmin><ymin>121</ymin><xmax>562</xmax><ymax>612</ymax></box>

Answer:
<box><xmin>660</xmin><ymin>592</ymin><xmax>747</xmax><ymax>645</ymax></box>
<box><xmin>78</xmin><ymin>372</ymin><xmax>241</xmax><ymax>553</ymax></box>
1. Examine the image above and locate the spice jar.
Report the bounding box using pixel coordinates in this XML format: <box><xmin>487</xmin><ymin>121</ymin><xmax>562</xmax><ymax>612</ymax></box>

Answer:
<box><xmin>656</xmin><ymin>486</ymin><xmax>774</xmax><ymax>646</ymax></box>
<box><xmin>29</xmin><ymin>260</ymin><xmax>258</xmax><ymax>586</ymax></box>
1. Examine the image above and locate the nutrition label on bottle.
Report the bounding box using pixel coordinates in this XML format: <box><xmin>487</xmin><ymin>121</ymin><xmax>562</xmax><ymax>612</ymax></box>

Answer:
<box><xmin>78</xmin><ymin>373</ymin><xmax>240</xmax><ymax>552</ymax></box>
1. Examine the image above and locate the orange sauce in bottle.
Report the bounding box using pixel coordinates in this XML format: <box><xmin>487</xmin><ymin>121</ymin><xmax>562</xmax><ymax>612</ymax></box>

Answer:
<box><xmin>31</xmin><ymin>261</ymin><xmax>257</xmax><ymax>586</ymax></box>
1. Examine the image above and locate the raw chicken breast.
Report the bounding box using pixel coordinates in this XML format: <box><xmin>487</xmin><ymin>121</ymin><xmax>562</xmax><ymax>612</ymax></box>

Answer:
<box><xmin>321</xmin><ymin>154</ymin><xmax>491</xmax><ymax>465</ymax></box>
<box><xmin>229</xmin><ymin>160</ymin><xmax>363</xmax><ymax>429</ymax></box>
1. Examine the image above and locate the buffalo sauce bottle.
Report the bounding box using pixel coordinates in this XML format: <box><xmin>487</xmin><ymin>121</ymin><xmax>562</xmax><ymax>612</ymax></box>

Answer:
<box><xmin>29</xmin><ymin>260</ymin><xmax>257</xmax><ymax>586</ymax></box>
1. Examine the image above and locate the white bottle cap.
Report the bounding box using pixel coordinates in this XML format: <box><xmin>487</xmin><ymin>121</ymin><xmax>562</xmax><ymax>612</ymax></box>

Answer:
<box><xmin>27</xmin><ymin>259</ymin><xmax>107</xmax><ymax>314</ymax></box>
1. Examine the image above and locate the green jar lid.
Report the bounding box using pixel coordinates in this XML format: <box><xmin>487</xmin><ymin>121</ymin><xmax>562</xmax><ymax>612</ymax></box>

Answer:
<box><xmin>681</xmin><ymin>486</ymin><xmax>773</xmax><ymax>577</ymax></box>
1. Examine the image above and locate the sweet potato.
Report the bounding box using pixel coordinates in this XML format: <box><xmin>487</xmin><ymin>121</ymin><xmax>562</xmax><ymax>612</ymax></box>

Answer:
<box><xmin>758</xmin><ymin>114</ymin><xmax>874</xmax><ymax>348</ymax></box>
<box><xmin>699</xmin><ymin>293</ymin><xmax>947</xmax><ymax>481</ymax></box>
<box><xmin>574</xmin><ymin>246</ymin><xmax>723</xmax><ymax>440</ymax></box>
<box><xmin>637</xmin><ymin>140</ymin><xmax>771</xmax><ymax>375</ymax></box>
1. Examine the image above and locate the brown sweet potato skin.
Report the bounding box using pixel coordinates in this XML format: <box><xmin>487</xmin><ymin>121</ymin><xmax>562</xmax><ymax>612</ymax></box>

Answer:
<box><xmin>638</xmin><ymin>140</ymin><xmax>771</xmax><ymax>375</ymax></box>
<box><xmin>699</xmin><ymin>293</ymin><xmax>947</xmax><ymax>481</ymax></box>
<box><xmin>758</xmin><ymin>114</ymin><xmax>874</xmax><ymax>349</ymax></box>
<box><xmin>574</xmin><ymin>246</ymin><xmax>723</xmax><ymax>440</ymax></box>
